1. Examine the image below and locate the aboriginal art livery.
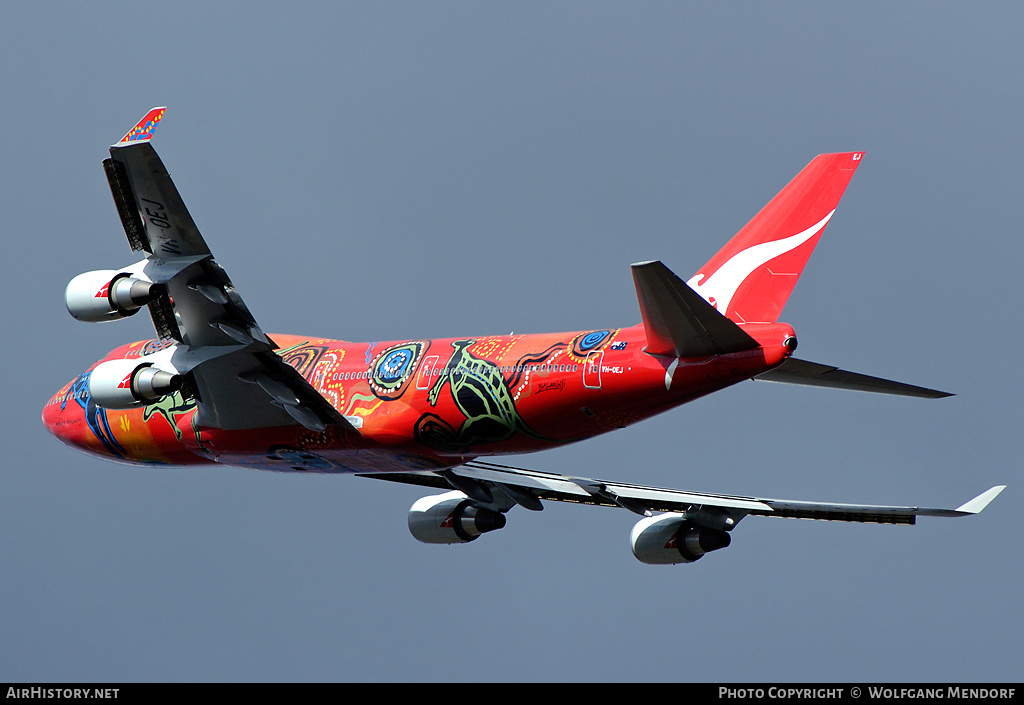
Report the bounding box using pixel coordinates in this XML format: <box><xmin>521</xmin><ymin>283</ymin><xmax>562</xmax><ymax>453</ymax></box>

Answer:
<box><xmin>43</xmin><ymin>109</ymin><xmax>1003</xmax><ymax>565</ymax></box>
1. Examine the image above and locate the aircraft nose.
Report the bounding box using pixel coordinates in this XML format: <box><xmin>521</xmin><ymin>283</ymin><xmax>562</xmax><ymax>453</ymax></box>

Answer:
<box><xmin>42</xmin><ymin>378</ymin><xmax>87</xmax><ymax>452</ymax></box>
<box><xmin>43</xmin><ymin>373</ymin><xmax>133</xmax><ymax>461</ymax></box>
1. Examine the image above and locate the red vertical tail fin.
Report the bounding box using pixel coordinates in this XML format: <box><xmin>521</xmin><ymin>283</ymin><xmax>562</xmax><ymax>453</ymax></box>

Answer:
<box><xmin>688</xmin><ymin>152</ymin><xmax>863</xmax><ymax>324</ymax></box>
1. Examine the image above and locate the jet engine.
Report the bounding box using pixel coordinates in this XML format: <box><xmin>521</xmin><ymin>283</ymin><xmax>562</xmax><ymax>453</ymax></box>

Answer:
<box><xmin>89</xmin><ymin>359</ymin><xmax>182</xmax><ymax>409</ymax></box>
<box><xmin>66</xmin><ymin>269</ymin><xmax>158</xmax><ymax>323</ymax></box>
<box><xmin>408</xmin><ymin>491</ymin><xmax>507</xmax><ymax>544</ymax></box>
<box><xmin>630</xmin><ymin>513</ymin><xmax>732</xmax><ymax>564</ymax></box>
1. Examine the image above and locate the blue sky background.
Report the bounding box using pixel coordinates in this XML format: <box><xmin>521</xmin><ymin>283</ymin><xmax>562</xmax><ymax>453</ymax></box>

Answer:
<box><xmin>1</xmin><ymin>3</ymin><xmax>1020</xmax><ymax>682</ymax></box>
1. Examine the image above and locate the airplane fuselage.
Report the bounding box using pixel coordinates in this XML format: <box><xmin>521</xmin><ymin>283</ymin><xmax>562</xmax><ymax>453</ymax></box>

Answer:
<box><xmin>43</xmin><ymin>322</ymin><xmax>795</xmax><ymax>474</ymax></box>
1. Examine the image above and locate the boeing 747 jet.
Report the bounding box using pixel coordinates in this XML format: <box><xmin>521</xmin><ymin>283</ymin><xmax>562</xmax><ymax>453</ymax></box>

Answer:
<box><xmin>43</xmin><ymin>108</ymin><xmax>1003</xmax><ymax>564</ymax></box>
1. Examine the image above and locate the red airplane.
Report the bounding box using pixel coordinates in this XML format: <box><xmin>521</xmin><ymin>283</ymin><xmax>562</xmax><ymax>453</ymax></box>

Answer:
<box><xmin>43</xmin><ymin>108</ymin><xmax>1003</xmax><ymax>564</ymax></box>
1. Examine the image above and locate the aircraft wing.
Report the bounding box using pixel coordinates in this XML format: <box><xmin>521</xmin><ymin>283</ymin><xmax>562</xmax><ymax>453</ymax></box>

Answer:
<box><xmin>360</xmin><ymin>460</ymin><xmax>1004</xmax><ymax>527</ymax></box>
<box><xmin>104</xmin><ymin>108</ymin><xmax>351</xmax><ymax>432</ymax></box>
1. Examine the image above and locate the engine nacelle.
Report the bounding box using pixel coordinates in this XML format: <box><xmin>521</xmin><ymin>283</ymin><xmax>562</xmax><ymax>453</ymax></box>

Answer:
<box><xmin>66</xmin><ymin>269</ymin><xmax>157</xmax><ymax>323</ymax></box>
<box><xmin>408</xmin><ymin>491</ymin><xmax>507</xmax><ymax>544</ymax></box>
<box><xmin>630</xmin><ymin>513</ymin><xmax>732</xmax><ymax>565</ymax></box>
<box><xmin>89</xmin><ymin>359</ymin><xmax>183</xmax><ymax>409</ymax></box>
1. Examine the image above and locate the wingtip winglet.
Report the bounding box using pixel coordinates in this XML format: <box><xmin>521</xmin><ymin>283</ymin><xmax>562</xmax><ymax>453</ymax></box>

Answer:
<box><xmin>116</xmin><ymin>106</ymin><xmax>166</xmax><ymax>145</ymax></box>
<box><xmin>955</xmin><ymin>485</ymin><xmax>1006</xmax><ymax>514</ymax></box>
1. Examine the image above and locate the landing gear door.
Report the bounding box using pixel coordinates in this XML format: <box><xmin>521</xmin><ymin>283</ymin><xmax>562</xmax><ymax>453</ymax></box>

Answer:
<box><xmin>584</xmin><ymin>350</ymin><xmax>603</xmax><ymax>389</ymax></box>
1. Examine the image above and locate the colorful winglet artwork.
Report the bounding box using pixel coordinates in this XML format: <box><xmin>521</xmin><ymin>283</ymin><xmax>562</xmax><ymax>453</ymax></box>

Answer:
<box><xmin>116</xmin><ymin>107</ymin><xmax>166</xmax><ymax>144</ymax></box>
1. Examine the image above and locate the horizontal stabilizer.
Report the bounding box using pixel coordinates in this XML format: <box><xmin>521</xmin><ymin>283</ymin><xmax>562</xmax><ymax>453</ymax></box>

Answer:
<box><xmin>632</xmin><ymin>260</ymin><xmax>759</xmax><ymax>358</ymax></box>
<box><xmin>754</xmin><ymin>357</ymin><xmax>953</xmax><ymax>399</ymax></box>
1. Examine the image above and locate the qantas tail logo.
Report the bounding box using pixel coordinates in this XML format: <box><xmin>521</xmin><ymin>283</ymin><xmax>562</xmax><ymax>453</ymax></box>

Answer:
<box><xmin>688</xmin><ymin>210</ymin><xmax>834</xmax><ymax>317</ymax></box>
<box><xmin>685</xmin><ymin>152</ymin><xmax>862</xmax><ymax>324</ymax></box>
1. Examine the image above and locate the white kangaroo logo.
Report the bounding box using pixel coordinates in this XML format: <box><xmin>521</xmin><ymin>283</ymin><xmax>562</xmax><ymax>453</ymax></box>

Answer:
<box><xmin>687</xmin><ymin>210</ymin><xmax>834</xmax><ymax>317</ymax></box>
